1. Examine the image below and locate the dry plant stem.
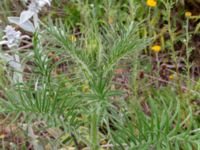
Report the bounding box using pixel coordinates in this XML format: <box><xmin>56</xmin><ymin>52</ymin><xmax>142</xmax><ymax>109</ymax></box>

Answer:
<box><xmin>17</xmin><ymin>43</ymin><xmax>33</xmax><ymax>50</ymax></box>
<box><xmin>71</xmin><ymin>132</ymin><xmax>80</xmax><ymax>150</ymax></box>
<box><xmin>167</xmin><ymin>6</ymin><xmax>183</xmax><ymax>98</ymax></box>
<box><xmin>143</xmin><ymin>74</ymin><xmax>199</xmax><ymax>95</ymax></box>
<box><xmin>156</xmin><ymin>53</ymin><xmax>160</xmax><ymax>87</ymax></box>
<box><xmin>103</xmin><ymin>143</ymin><xmax>129</xmax><ymax>148</ymax></box>
<box><xmin>132</xmin><ymin>53</ymin><xmax>139</xmax><ymax>97</ymax></box>
<box><xmin>83</xmin><ymin>144</ymin><xmax>128</xmax><ymax>150</ymax></box>
<box><xmin>185</xmin><ymin>18</ymin><xmax>191</xmax><ymax>88</ymax></box>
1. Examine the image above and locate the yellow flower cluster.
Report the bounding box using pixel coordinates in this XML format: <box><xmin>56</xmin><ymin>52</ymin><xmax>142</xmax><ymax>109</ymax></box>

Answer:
<box><xmin>146</xmin><ymin>0</ymin><xmax>157</xmax><ymax>7</ymax></box>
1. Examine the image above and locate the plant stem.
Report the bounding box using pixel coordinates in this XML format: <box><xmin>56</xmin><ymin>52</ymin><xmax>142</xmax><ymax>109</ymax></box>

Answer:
<box><xmin>166</xmin><ymin>3</ymin><xmax>183</xmax><ymax>98</ymax></box>
<box><xmin>91</xmin><ymin>111</ymin><xmax>99</xmax><ymax>150</ymax></box>
<box><xmin>185</xmin><ymin>18</ymin><xmax>191</xmax><ymax>88</ymax></box>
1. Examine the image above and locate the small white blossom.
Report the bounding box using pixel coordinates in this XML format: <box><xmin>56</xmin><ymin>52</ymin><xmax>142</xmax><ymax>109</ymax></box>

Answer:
<box><xmin>2</xmin><ymin>25</ymin><xmax>21</xmax><ymax>48</ymax></box>
<box><xmin>0</xmin><ymin>25</ymin><xmax>29</xmax><ymax>48</ymax></box>
<box><xmin>0</xmin><ymin>26</ymin><xmax>29</xmax><ymax>83</ymax></box>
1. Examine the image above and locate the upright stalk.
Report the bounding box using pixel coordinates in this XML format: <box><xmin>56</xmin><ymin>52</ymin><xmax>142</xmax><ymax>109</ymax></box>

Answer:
<box><xmin>90</xmin><ymin>111</ymin><xmax>99</xmax><ymax>150</ymax></box>
<box><xmin>185</xmin><ymin>17</ymin><xmax>191</xmax><ymax>88</ymax></box>
<box><xmin>13</xmin><ymin>53</ymin><xmax>22</xmax><ymax>83</ymax></box>
<box><xmin>166</xmin><ymin>3</ymin><xmax>183</xmax><ymax>98</ymax></box>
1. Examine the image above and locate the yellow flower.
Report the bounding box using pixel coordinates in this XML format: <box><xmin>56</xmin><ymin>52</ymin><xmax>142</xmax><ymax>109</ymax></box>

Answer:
<box><xmin>69</xmin><ymin>35</ymin><xmax>77</xmax><ymax>42</ymax></box>
<box><xmin>151</xmin><ymin>45</ymin><xmax>161</xmax><ymax>52</ymax></box>
<box><xmin>185</xmin><ymin>11</ymin><xmax>192</xmax><ymax>17</ymax></box>
<box><xmin>82</xmin><ymin>82</ymin><xmax>90</xmax><ymax>93</ymax></box>
<box><xmin>169</xmin><ymin>74</ymin><xmax>174</xmax><ymax>80</ymax></box>
<box><xmin>146</xmin><ymin>0</ymin><xmax>157</xmax><ymax>7</ymax></box>
<box><xmin>100</xmin><ymin>139</ymin><xmax>107</xmax><ymax>145</ymax></box>
<box><xmin>0</xmin><ymin>134</ymin><xmax>5</xmax><ymax>139</ymax></box>
<box><xmin>108</xmin><ymin>17</ymin><xmax>113</xmax><ymax>24</ymax></box>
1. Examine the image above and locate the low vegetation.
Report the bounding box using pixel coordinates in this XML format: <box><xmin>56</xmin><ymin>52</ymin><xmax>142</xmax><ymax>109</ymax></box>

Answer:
<box><xmin>0</xmin><ymin>0</ymin><xmax>200</xmax><ymax>149</ymax></box>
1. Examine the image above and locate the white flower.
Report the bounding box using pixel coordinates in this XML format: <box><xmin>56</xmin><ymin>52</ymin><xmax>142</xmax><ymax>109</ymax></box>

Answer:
<box><xmin>0</xmin><ymin>25</ymin><xmax>29</xmax><ymax>48</ymax></box>
<box><xmin>8</xmin><ymin>17</ymin><xmax>35</xmax><ymax>33</ymax></box>
<box><xmin>20</xmin><ymin>0</ymin><xmax>51</xmax><ymax>24</ymax></box>
<box><xmin>0</xmin><ymin>26</ymin><xmax>29</xmax><ymax>83</ymax></box>
<box><xmin>37</xmin><ymin>0</ymin><xmax>51</xmax><ymax>8</ymax></box>
<box><xmin>8</xmin><ymin>0</ymin><xmax>51</xmax><ymax>33</ymax></box>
